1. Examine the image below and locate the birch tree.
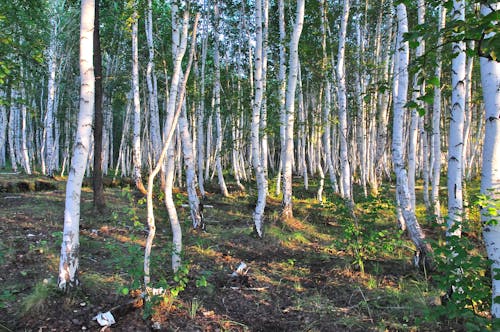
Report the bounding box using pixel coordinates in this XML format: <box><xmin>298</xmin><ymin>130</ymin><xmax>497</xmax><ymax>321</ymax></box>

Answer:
<box><xmin>131</xmin><ymin>3</ymin><xmax>147</xmax><ymax>195</ymax></box>
<box><xmin>337</xmin><ymin>0</ymin><xmax>353</xmax><ymax>205</ymax></box>
<box><xmin>431</xmin><ymin>4</ymin><xmax>446</xmax><ymax>221</ymax></box>
<box><xmin>282</xmin><ymin>0</ymin><xmax>305</xmax><ymax>219</ymax></box>
<box><xmin>252</xmin><ymin>0</ymin><xmax>268</xmax><ymax>237</ymax></box>
<box><xmin>58</xmin><ymin>0</ymin><xmax>94</xmax><ymax>290</ymax></box>
<box><xmin>213</xmin><ymin>1</ymin><xmax>229</xmax><ymax>197</ymax></box>
<box><xmin>392</xmin><ymin>3</ymin><xmax>431</xmax><ymax>269</ymax></box>
<box><xmin>479</xmin><ymin>2</ymin><xmax>500</xmax><ymax>319</ymax></box>
<box><xmin>447</xmin><ymin>0</ymin><xmax>466</xmax><ymax>238</ymax></box>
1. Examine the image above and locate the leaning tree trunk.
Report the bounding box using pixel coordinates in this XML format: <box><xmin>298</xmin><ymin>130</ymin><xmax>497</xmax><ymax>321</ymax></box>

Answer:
<box><xmin>58</xmin><ymin>0</ymin><xmax>94</xmax><ymax>291</ymax></box>
<box><xmin>392</xmin><ymin>3</ymin><xmax>432</xmax><ymax>270</ymax></box>
<box><xmin>281</xmin><ymin>0</ymin><xmax>305</xmax><ymax>220</ymax></box>
<box><xmin>479</xmin><ymin>2</ymin><xmax>500</xmax><ymax>319</ymax></box>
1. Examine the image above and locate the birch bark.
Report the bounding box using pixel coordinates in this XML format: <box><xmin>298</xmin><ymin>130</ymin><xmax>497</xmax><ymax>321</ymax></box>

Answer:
<box><xmin>252</xmin><ymin>0</ymin><xmax>268</xmax><ymax>236</ymax></box>
<box><xmin>337</xmin><ymin>0</ymin><xmax>353</xmax><ymax>204</ymax></box>
<box><xmin>58</xmin><ymin>0</ymin><xmax>94</xmax><ymax>290</ymax></box>
<box><xmin>479</xmin><ymin>2</ymin><xmax>500</xmax><ymax>318</ymax></box>
<box><xmin>392</xmin><ymin>3</ymin><xmax>432</xmax><ymax>269</ymax></box>
<box><xmin>213</xmin><ymin>1</ymin><xmax>229</xmax><ymax>197</ymax></box>
<box><xmin>431</xmin><ymin>5</ymin><xmax>446</xmax><ymax>221</ymax></box>
<box><xmin>131</xmin><ymin>4</ymin><xmax>147</xmax><ymax>195</ymax></box>
<box><xmin>282</xmin><ymin>0</ymin><xmax>305</xmax><ymax>219</ymax></box>
<box><xmin>447</xmin><ymin>0</ymin><xmax>466</xmax><ymax>237</ymax></box>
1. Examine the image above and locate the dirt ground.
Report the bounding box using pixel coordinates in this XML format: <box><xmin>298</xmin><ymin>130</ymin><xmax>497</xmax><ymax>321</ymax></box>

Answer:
<box><xmin>0</xmin><ymin>174</ymin><xmax>453</xmax><ymax>331</ymax></box>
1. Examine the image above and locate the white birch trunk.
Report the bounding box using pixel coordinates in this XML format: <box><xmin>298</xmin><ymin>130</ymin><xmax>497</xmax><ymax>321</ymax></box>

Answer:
<box><xmin>431</xmin><ymin>5</ymin><xmax>446</xmax><ymax>221</ymax></box>
<box><xmin>392</xmin><ymin>3</ymin><xmax>431</xmax><ymax>268</ymax></box>
<box><xmin>20</xmin><ymin>82</ymin><xmax>31</xmax><ymax>174</ymax></box>
<box><xmin>8</xmin><ymin>89</ymin><xmax>18</xmax><ymax>172</ymax></box>
<box><xmin>479</xmin><ymin>2</ymin><xmax>500</xmax><ymax>318</ymax></box>
<box><xmin>408</xmin><ymin>0</ymin><xmax>425</xmax><ymax>210</ymax></box>
<box><xmin>44</xmin><ymin>7</ymin><xmax>60</xmax><ymax>176</ymax></box>
<box><xmin>276</xmin><ymin>0</ymin><xmax>286</xmax><ymax>196</ymax></box>
<box><xmin>145</xmin><ymin>0</ymin><xmax>162</xmax><ymax>164</ymax></box>
<box><xmin>131</xmin><ymin>5</ymin><xmax>146</xmax><ymax>194</ymax></box>
<box><xmin>179</xmin><ymin>103</ymin><xmax>203</xmax><ymax>229</ymax></box>
<box><xmin>58</xmin><ymin>0</ymin><xmax>94</xmax><ymax>290</ymax></box>
<box><xmin>282</xmin><ymin>0</ymin><xmax>305</xmax><ymax>219</ymax></box>
<box><xmin>213</xmin><ymin>2</ymin><xmax>229</xmax><ymax>197</ymax></box>
<box><xmin>447</xmin><ymin>0</ymin><xmax>466</xmax><ymax>237</ymax></box>
<box><xmin>337</xmin><ymin>0</ymin><xmax>352</xmax><ymax>204</ymax></box>
<box><xmin>162</xmin><ymin>5</ymin><xmax>190</xmax><ymax>272</ymax></box>
<box><xmin>252</xmin><ymin>0</ymin><xmax>267</xmax><ymax>237</ymax></box>
<box><xmin>197</xmin><ymin>13</ymin><xmax>208</xmax><ymax>198</ymax></box>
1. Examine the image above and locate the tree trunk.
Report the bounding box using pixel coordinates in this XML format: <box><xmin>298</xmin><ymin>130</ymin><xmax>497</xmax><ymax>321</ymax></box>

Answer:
<box><xmin>281</xmin><ymin>0</ymin><xmax>305</xmax><ymax>220</ymax></box>
<box><xmin>431</xmin><ymin>5</ymin><xmax>446</xmax><ymax>222</ymax></box>
<box><xmin>131</xmin><ymin>5</ymin><xmax>147</xmax><ymax>195</ymax></box>
<box><xmin>252</xmin><ymin>0</ymin><xmax>268</xmax><ymax>237</ymax></box>
<box><xmin>479</xmin><ymin>2</ymin><xmax>500</xmax><ymax>319</ymax></box>
<box><xmin>392</xmin><ymin>3</ymin><xmax>432</xmax><ymax>269</ymax></box>
<box><xmin>58</xmin><ymin>0</ymin><xmax>94</xmax><ymax>290</ymax></box>
<box><xmin>337</xmin><ymin>0</ymin><xmax>353</xmax><ymax>205</ymax></box>
<box><xmin>447</xmin><ymin>0</ymin><xmax>466</xmax><ymax>238</ymax></box>
<box><xmin>276</xmin><ymin>0</ymin><xmax>286</xmax><ymax>196</ymax></box>
<box><xmin>213</xmin><ymin>1</ymin><xmax>229</xmax><ymax>197</ymax></box>
<box><xmin>93</xmin><ymin>0</ymin><xmax>105</xmax><ymax>212</ymax></box>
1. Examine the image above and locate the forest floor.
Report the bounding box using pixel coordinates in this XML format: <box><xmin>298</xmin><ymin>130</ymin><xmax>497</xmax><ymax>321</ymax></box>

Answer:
<box><xmin>0</xmin><ymin>173</ymin><xmax>486</xmax><ymax>331</ymax></box>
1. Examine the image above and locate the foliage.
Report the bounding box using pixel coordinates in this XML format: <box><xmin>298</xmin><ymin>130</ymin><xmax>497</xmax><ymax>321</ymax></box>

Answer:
<box><xmin>334</xmin><ymin>194</ymin><xmax>407</xmax><ymax>274</ymax></box>
<box><xmin>424</xmin><ymin>220</ymin><xmax>491</xmax><ymax>331</ymax></box>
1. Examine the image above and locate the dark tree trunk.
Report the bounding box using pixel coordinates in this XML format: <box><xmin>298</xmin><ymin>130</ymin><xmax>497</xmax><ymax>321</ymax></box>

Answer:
<box><xmin>93</xmin><ymin>0</ymin><xmax>105</xmax><ymax>212</ymax></box>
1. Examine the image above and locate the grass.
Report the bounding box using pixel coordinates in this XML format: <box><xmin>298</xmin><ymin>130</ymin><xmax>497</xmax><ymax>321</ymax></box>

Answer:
<box><xmin>21</xmin><ymin>279</ymin><xmax>58</xmax><ymax>315</ymax></box>
<box><xmin>0</xmin><ymin>174</ymin><xmax>492</xmax><ymax>331</ymax></box>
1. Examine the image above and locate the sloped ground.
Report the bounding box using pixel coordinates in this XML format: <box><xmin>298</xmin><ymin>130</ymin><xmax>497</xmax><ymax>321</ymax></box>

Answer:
<box><xmin>0</xmin><ymin>174</ymin><xmax>466</xmax><ymax>331</ymax></box>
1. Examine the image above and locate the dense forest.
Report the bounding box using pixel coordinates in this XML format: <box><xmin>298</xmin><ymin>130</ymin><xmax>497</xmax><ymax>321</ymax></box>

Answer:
<box><xmin>0</xmin><ymin>0</ymin><xmax>499</xmax><ymax>330</ymax></box>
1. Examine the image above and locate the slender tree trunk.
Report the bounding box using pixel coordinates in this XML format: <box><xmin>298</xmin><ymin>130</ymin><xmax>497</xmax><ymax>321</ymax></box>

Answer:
<box><xmin>282</xmin><ymin>0</ymin><xmax>305</xmax><ymax>219</ymax></box>
<box><xmin>131</xmin><ymin>4</ymin><xmax>147</xmax><ymax>195</ymax></box>
<box><xmin>144</xmin><ymin>13</ymin><xmax>198</xmax><ymax>285</ymax></box>
<box><xmin>252</xmin><ymin>0</ymin><xmax>268</xmax><ymax>237</ymax></box>
<box><xmin>213</xmin><ymin>1</ymin><xmax>229</xmax><ymax>197</ymax></box>
<box><xmin>8</xmin><ymin>88</ymin><xmax>18</xmax><ymax>172</ymax></box>
<box><xmin>93</xmin><ymin>0</ymin><xmax>105</xmax><ymax>212</ymax></box>
<box><xmin>44</xmin><ymin>10</ymin><xmax>59</xmax><ymax>176</ymax></box>
<box><xmin>337</xmin><ymin>0</ymin><xmax>353</xmax><ymax>205</ymax></box>
<box><xmin>58</xmin><ymin>0</ymin><xmax>94</xmax><ymax>290</ymax></box>
<box><xmin>431</xmin><ymin>5</ymin><xmax>446</xmax><ymax>221</ymax></box>
<box><xmin>196</xmin><ymin>13</ymin><xmax>208</xmax><ymax>198</ymax></box>
<box><xmin>179</xmin><ymin>102</ymin><xmax>203</xmax><ymax>229</ymax></box>
<box><xmin>392</xmin><ymin>3</ymin><xmax>432</xmax><ymax>269</ymax></box>
<box><xmin>145</xmin><ymin>0</ymin><xmax>162</xmax><ymax>167</ymax></box>
<box><xmin>20</xmin><ymin>82</ymin><xmax>31</xmax><ymax>174</ymax></box>
<box><xmin>447</xmin><ymin>0</ymin><xmax>466</xmax><ymax>238</ymax></box>
<box><xmin>276</xmin><ymin>0</ymin><xmax>286</xmax><ymax>196</ymax></box>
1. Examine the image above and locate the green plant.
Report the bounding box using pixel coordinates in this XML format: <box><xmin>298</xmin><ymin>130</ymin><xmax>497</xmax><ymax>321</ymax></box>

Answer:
<box><xmin>424</xmin><ymin>219</ymin><xmax>491</xmax><ymax>331</ymax></box>
<box><xmin>21</xmin><ymin>279</ymin><xmax>57</xmax><ymax>314</ymax></box>
<box><xmin>0</xmin><ymin>289</ymin><xmax>15</xmax><ymax>308</ymax></box>
<box><xmin>188</xmin><ymin>298</ymin><xmax>202</xmax><ymax>319</ymax></box>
